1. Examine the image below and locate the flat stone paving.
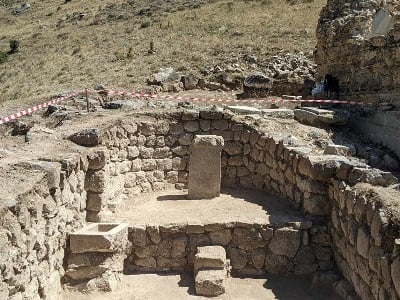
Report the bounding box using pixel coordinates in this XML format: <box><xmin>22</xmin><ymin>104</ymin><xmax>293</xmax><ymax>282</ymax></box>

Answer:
<box><xmin>112</xmin><ymin>188</ymin><xmax>309</xmax><ymax>227</ymax></box>
<box><xmin>62</xmin><ymin>272</ymin><xmax>340</xmax><ymax>300</ymax></box>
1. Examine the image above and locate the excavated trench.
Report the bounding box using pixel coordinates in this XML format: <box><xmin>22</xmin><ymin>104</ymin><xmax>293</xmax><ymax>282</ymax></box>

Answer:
<box><xmin>1</xmin><ymin>107</ymin><xmax>400</xmax><ymax>300</ymax></box>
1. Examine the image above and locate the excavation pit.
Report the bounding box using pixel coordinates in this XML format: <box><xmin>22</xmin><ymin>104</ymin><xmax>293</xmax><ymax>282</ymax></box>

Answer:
<box><xmin>1</xmin><ymin>106</ymin><xmax>399</xmax><ymax>300</ymax></box>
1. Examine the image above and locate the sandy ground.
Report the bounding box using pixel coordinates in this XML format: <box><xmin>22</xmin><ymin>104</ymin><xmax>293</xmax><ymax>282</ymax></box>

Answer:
<box><xmin>112</xmin><ymin>188</ymin><xmax>309</xmax><ymax>227</ymax></box>
<box><xmin>62</xmin><ymin>272</ymin><xmax>340</xmax><ymax>300</ymax></box>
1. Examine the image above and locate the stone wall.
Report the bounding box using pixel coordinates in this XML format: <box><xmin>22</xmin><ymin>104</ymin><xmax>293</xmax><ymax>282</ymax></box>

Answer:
<box><xmin>87</xmin><ymin>109</ymin><xmax>397</xmax><ymax>220</ymax></box>
<box><xmin>315</xmin><ymin>0</ymin><xmax>400</xmax><ymax>107</ymax></box>
<box><xmin>126</xmin><ymin>221</ymin><xmax>333</xmax><ymax>276</ymax></box>
<box><xmin>0</xmin><ymin>106</ymin><xmax>399</xmax><ymax>299</ymax></box>
<box><xmin>65</xmin><ymin>108</ymin><xmax>400</xmax><ymax>299</ymax></box>
<box><xmin>349</xmin><ymin>110</ymin><xmax>400</xmax><ymax>159</ymax></box>
<box><xmin>0</xmin><ymin>153</ymin><xmax>88</xmax><ymax>300</ymax></box>
<box><xmin>329</xmin><ymin>181</ymin><xmax>400</xmax><ymax>300</ymax></box>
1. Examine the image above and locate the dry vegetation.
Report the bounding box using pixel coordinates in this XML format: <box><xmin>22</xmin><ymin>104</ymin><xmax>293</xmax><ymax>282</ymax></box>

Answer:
<box><xmin>0</xmin><ymin>0</ymin><xmax>326</xmax><ymax>109</ymax></box>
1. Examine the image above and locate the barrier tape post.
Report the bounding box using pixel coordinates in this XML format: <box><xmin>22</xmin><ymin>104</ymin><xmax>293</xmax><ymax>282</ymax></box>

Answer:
<box><xmin>85</xmin><ymin>88</ymin><xmax>89</xmax><ymax>113</ymax></box>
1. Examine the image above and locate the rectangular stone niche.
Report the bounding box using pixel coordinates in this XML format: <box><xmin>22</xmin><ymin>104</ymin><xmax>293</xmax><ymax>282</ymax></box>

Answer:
<box><xmin>66</xmin><ymin>223</ymin><xmax>130</xmax><ymax>292</ymax></box>
<box><xmin>70</xmin><ymin>222</ymin><xmax>129</xmax><ymax>253</ymax></box>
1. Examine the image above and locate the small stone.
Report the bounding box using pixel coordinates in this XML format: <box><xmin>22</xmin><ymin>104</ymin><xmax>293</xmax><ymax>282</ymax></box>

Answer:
<box><xmin>195</xmin><ymin>269</ymin><xmax>226</xmax><ymax>297</ymax></box>
<box><xmin>194</xmin><ymin>246</ymin><xmax>226</xmax><ymax>274</ymax></box>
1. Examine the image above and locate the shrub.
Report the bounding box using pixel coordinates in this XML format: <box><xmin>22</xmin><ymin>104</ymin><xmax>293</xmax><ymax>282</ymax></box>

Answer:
<box><xmin>114</xmin><ymin>51</ymin><xmax>125</xmax><ymax>61</ymax></box>
<box><xmin>140</xmin><ymin>18</ymin><xmax>151</xmax><ymax>29</ymax></box>
<box><xmin>0</xmin><ymin>51</ymin><xmax>8</xmax><ymax>64</ymax></box>
<box><xmin>9</xmin><ymin>39</ymin><xmax>20</xmax><ymax>54</ymax></box>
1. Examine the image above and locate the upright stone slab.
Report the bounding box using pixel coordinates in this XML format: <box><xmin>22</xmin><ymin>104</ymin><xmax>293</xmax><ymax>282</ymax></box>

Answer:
<box><xmin>188</xmin><ymin>135</ymin><xmax>224</xmax><ymax>199</ymax></box>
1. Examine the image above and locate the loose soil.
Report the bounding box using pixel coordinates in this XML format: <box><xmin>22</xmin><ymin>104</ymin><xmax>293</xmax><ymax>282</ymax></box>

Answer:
<box><xmin>112</xmin><ymin>188</ymin><xmax>308</xmax><ymax>227</ymax></box>
<box><xmin>62</xmin><ymin>272</ymin><xmax>339</xmax><ymax>300</ymax></box>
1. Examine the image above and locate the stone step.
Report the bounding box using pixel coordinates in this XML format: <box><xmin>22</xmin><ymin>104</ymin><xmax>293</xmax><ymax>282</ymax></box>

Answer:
<box><xmin>195</xmin><ymin>269</ymin><xmax>226</xmax><ymax>297</ymax></box>
<box><xmin>194</xmin><ymin>245</ymin><xmax>227</xmax><ymax>275</ymax></box>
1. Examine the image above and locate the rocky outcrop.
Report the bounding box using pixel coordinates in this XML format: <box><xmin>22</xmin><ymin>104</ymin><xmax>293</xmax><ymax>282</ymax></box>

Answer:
<box><xmin>241</xmin><ymin>52</ymin><xmax>316</xmax><ymax>98</ymax></box>
<box><xmin>315</xmin><ymin>0</ymin><xmax>400</xmax><ymax>106</ymax></box>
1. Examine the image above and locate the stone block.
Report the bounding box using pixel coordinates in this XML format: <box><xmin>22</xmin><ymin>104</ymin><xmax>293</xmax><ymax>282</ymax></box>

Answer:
<box><xmin>70</xmin><ymin>128</ymin><xmax>102</xmax><ymax>147</ymax></box>
<box><xmin>195</xmin><ymin>269</ymin><xmax>226</xmax><ymax>297</ymax></box>
<box><xmin>182</xmin><ymin>109</ymin><xmax>199</xmax><ymax>120</ymax></box>
<box><xmin>250</xmin><ymin>248</ymin><xmax>266</xmax><ymax>269</ymax></box>
<box><xmin>65</xmin><ymin>266</ymin><xmax>106</xmax><ymax>281</ymax></box>
<box><xmin>188</xmin><ymin>135</ymin><xmax>224</xmax><ymax>199</ymax></box>
<box><xmin>268</xmin><ymin>228</ymin><xmax>301</xmax><ymax>258</ymax></box>
<box><xmin>85</xmin><ymin>170</ymin><xmax>108</xmax><ymax>193</ymax></box>
<box><xmin>134</xmin><ymin>245</ymin><xmax>158</xmax><ymax>258</ymax></box>
<box><xmin>200</xmin><ymin>109</ymin><xmax>223</xmax><ymax>120</ymax></box>
<box><xmin>87</xmin><ymin>192</ymin><xmax>106</xmax><ymax>211</ymax></box>
<box><xmin>70</xmin><ymin>223</ymin><xmax>129</xmax><ymax>253</ymax></box>
<box><xmin>171</xmin><ymin>237</ymin><xmax>187</xmax><ymax>258</ymax></box>
<box><xmin>127</xmin><ymin>146</ymin><xmax>139</xmax><ymax>159</ymax></box>
<box><xmin>227</xmin><ymin>106</ymin><xmax>261</xmax><ymax>115</ymax></box>
<box><xmin>135</xmin><ymin>257</ymin><xmax>156</xmax><ymax>268</ymax></box>
<box><xmin>262</xmin><ymin>109</ymin><xmax>294</xmax><ymax>119</ymax></box>
<box><xmin>303</xmin><ymin>195</ymin><xmax>331</xmax><ymax>215</ymax></box>
<box><xmin>356</xmin><ymin>227</ymin><xmax>370</xmax><ymax>259</ymax></box>
<box><xmin>153</xmin><ymin>147</ymin><xmax>170</xmax><ymax>159</ymax></box>
<box><xmin>265</xmin><ymin>254</ymin><xmax>294</xmax><ymax>274</ymax></box>
<box><xmin>223</xmin><ymin>141</ymin><xmax>243</xmax><ymax>155</ymax></box>
<box><xmin>324</xmin><ymin>144</ymin><xmax>352</xmax><ymax>156</ymax></box>
<box><xmin>233</xmin><ymin>228</ymin><xmax>264</xmax><ymax>250</ymax></box>
<box><xmin>88</xmin><ymin>148</ymin><xmax>109</xmax><ymax>170</ymax></box>
<box><xmin>147</xmin><ymin>225</ymin><xmax>161</xmax><ymax>244</ymax></box>
<box><xmin>67</xmin><ymin>252</ymin><xmax>125</xmax><ymax>273</ymax></box>
<box><xmin>227</xmin><ymin>247</ymin><xmax>247</xmax><ymax>269</ymax></box>
<box><xmin>194</xmin><ymin>246</ymin><xmax>226</xmax><ymax>274</ymax></box>
<box><xmin>212</xmin><ymin>119</ymin><xmax>229</xmax><ymax>130</ymax></box>
<box><xmin>169</xmin><ymin>122</ymin><xmax>184</xmax><ymax>135</ymax></box>
<box><xmin>187</xmin><ymin>224</ymin><xmax>205</xmax><ymax>234</ymax></box>
<box><xmin>183</xmin><ymin>121</ymin><xmax>199</xmax><ymax>133</ymax></box>
<box><xmin>209</xmin><ymin>230</ymin><xmax>232</xmax><ymax>246</ymax></box>
<box><xmin>156</xmin><ymin>257</ymin><xmax>187</xmax><ymax>269</ymax></box>
<box><xmin>391</xmin><ymin>256</ymin><xmax>400</xmax><ymax>297</ymax></box>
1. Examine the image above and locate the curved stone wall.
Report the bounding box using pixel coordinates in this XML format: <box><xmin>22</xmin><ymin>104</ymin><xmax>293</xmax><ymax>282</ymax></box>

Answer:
<box><xmin>1</xmin><ymin>108</ymin><xmax>399</xmax><ymax>299</ymax></box>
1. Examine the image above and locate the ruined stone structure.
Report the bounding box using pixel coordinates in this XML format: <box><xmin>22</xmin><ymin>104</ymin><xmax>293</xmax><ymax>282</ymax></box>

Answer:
<box><xmin>315</xmin><ymin>0</ymin><xmax>400</xmax><ymax>106</ymax></box>
<box><xmin>0</xmin><ymin>108</ymin><xmax>399</xmax><ymax>299</ymax></box>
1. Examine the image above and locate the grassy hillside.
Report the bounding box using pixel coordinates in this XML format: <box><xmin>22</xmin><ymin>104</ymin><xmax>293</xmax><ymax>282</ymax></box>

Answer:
<box><xmin>0</xmin><ymin>0</ymin><xmax>326</xmax><ymax>107</ymax></box>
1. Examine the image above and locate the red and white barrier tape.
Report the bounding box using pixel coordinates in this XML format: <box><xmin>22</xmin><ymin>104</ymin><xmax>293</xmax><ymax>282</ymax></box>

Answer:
<box><xmin>101</xmin><ymin>89</ymin><xmax>374</xmax><ymax>106</ymax></box>
<box><xmin>0</xmin><ymin>91</ymin><xmax>81</xmax><ymax>125</ymax></box>
<box><xmin>0</xmin><ymin>87</ymin><xmax>375</xmax><ymax>126</ymax></box>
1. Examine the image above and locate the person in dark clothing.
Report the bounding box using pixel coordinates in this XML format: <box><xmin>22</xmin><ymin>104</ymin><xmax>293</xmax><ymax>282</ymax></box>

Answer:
<box><xmin>302</xmin><ymin>78</ymin><xmax>316</xmax><ymax>100</ymax></box>
<box><xmin>324</xmin><ymin>74</ymin><xmax>340</xmax><ymax>99</ymax></box>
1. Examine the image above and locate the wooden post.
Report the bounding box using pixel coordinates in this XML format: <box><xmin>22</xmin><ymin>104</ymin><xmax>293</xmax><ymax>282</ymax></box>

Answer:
<box><xmin>85</xmin><ymin>88</ymin><xmax>89</xmax><ymax>113</ymax></box>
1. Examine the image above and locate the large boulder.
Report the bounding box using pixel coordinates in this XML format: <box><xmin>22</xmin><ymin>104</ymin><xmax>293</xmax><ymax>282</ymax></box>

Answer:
<box><xmin>70</xmin><ymin>128</ymin><xmax>102</xmax><ymax>147</ymax></box>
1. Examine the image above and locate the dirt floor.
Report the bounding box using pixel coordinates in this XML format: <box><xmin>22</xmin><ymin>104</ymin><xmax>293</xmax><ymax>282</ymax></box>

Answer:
<box><xmin>112</xmin><ymin>188</ymin><xmax>309</xmax><ymax>227</ymax></box>
<box><xmin>62</xmin><ymin>272</ymin><xmax>340</xmax><ymax>300</ymax></box>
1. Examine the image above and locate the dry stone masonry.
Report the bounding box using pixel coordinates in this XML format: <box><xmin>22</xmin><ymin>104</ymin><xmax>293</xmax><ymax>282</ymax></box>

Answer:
<box><xmin>0</xmin><ymin>154</ymin><xmax>88</xmax><ymax>300</ymax></box>
<box><xmin>125</xmin><ymin>220</ymin><xmax>329</xmax><ymax>277</ymax></box>
<box><xmin>315</xmin><ymin>0</ymin><xmax>400</xmax><ymax>106</ymax></box>
<box><xmin>66</xmin><ymin>223</ymin><xmax>129</xmax><ymax>292</ymax></box>
<box><xmin>0</xmin><ymin>106</ymin><xmax>399</xmax><ymax>299</ymax></box>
